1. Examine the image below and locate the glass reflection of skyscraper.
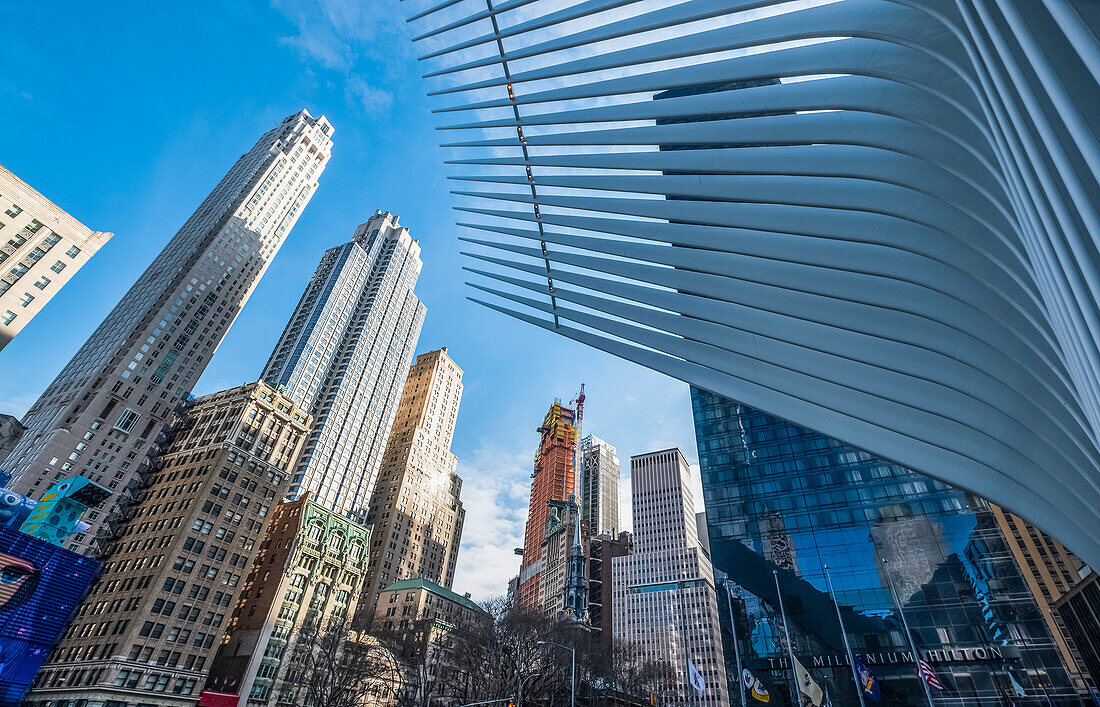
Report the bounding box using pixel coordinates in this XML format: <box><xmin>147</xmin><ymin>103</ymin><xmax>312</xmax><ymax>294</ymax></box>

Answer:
<box><xmin>691</xmin><ymin>387</ymin><xmax>1078</xmax><ymax>706</ymax></box>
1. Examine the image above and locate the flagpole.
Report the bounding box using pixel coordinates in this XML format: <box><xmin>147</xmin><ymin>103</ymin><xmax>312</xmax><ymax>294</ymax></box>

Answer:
<box><xmin>721</xmin><ymin>580</ymin><xmax>747</xmax><ymax>707</ymax></box>
<box><xmin>823</xmin><ymin>565</ymin><xmax>867</xmax><ymax>707</ymax></box>
<box><xmin>773</xmin><ymin>570</ymin><xmax>801</xmax><ymax>706</ymax></box>
<box><xmin>882</xmin><ymin>559</ymin><xmax>935</xmax><ymax>707</ymax></box>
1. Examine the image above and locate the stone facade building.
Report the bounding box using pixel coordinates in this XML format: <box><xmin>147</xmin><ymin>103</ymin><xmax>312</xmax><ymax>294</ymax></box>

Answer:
<box><xmin>201</xmin><ymin>495</ymin><xmax>370</xmax><ymax>707</ymax></box>
<box><xmin>0</xmin><ymin>164</ymin><xmax>112</xmax><ymax>350</ymax></box>
<box><xmin>3</xmin><ymin>111</ymin><xmax>331</xmax><ymax>555</ymax></box>
<box><xmin>25</xmin><ymin>381</ymin><xmax>310</xmax><ymax>707</ymax></box>
<box><xmin>373</xmin><ymin>577</ymin><xmax>483</xmax><ymax>634</ymax></box>
<box><xmin>358</xmin><ymin>348</ymin><xmax>464</xmax><ymax>624</ymax></box>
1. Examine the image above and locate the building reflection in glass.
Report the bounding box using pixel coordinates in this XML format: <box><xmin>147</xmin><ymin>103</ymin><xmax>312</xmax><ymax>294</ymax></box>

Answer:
<box><xmin>692</xmin><ymin>387</ymin><xmax>1078</xmax><ymax>706</ymax></box>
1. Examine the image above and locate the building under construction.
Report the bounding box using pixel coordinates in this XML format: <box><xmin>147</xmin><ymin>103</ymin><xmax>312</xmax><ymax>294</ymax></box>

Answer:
<box><xmin>516</xmin><ymin>402</ymin><xmax>577</xmax><ymax>612</ymax></box>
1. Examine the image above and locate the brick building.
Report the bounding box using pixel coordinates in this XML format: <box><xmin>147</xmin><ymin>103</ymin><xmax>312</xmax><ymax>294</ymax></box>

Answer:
<box><xmin>26</xmin><ymin>381</ymin><xmax>310</xmax><ymax>707</ymax></box>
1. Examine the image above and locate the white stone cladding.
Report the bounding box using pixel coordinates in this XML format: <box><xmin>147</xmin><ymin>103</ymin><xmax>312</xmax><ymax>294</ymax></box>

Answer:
<box><xmin>0</xmin><ymin>165</ymin><xmax>112</xmax><ymax>349</ymax></box>
<box><xmin>2</xmin><ymin>110</ymin><xmax>331</xmax><ymax>555</ymax></box>
<box><xmin>613</xmin><ymin>448</ymin><xmax>728</xmax><ymax>707</ymax></box>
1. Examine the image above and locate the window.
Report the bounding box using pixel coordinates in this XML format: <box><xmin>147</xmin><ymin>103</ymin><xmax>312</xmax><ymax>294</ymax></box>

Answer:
<box><xmin>4</xmin><ymin>205</ymin><xmax>21</xmax><ymax>218</ymax></box>
<box><xmin>18</xmin><ymin>292</ymin><xmax>33</xmax><ymax>308</ymax></box>
<box><xmin>114</xmin><ymin>409</ymin><xmax>140</xmax><ymax>433</ymax></box>
<box><xmin>50</xmin><ymin>260</ymin><xmax>66</xmax><ymax>273</ymax></box>
<box><xmin>1</xmin><ymin>311</ymin><xmax>14</xmax><ymax>325</ymax></box>
<box><xmin>33</xmin><ymin>276</ymin><xmax>50</xmax><ymax>290</ymax></box>
<box><xmin>114</xmin><ymin>669</ymin><xmax>142</xmax><ymax>688</ymax></box>
<box><xmin>66</xmin><ymin>245</ymin><xmax>81</xmax><ymax>258</ymax></box>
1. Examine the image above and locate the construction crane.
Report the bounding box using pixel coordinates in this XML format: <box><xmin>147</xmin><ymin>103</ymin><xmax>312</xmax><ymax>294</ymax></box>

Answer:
<box><xmin>570</xmin><ymin>384</ymin><xmax>585</xmax><ymax>456</ymax></box>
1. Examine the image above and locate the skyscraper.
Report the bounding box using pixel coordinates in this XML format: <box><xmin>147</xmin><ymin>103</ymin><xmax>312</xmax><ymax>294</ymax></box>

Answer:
<box><xmin>516</xmin><ymin>401</ymin><xmax>576</xmax><ymax>612</ymax></box>
<box><xmin>612</xmin><ymin>448</ymin><xmax>728</xmax><ymax>707</ymax></box>
<box><xmin>691</xmin><ymin>386</ymin><xmax>1077</xmax><ymax>705</ymax></box>
<box><xmin>0</xmin><ymin>164</ymin><xmax>112</xmax><ymax>350</ymax></box>
<box><xmin>580</xmin><ymin>434</ymin><xmax>619</xmax><ymax>538</ymax></box>
<box><xmin>26</xmin><ymin>381</ymin><xmax>311</xmax><ymax>707</ymax></box>
<box><xmin>261</xmin><ymin>210</ymin><xmax>425</xmax><ymax>522</ymax></box>
<box><xmin>357</xmin><ymin>348</ymin><xmax>465</xmax><ymax>624</ymax></box>
<box><xmin>3</xmin><ymin>110</ymin><xmax>331</xmax><ymax>554</ymax></box>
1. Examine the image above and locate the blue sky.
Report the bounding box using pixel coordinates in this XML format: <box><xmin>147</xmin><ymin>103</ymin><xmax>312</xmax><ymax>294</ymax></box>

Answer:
<box><xmin>0</xmin><ymin>1</ymin><xmax>700</xmax><ymax>599</ymax></box>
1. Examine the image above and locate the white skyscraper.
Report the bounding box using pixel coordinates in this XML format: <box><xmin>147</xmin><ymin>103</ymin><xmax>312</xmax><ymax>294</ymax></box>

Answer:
<box><xmin>2</xmin><ymin>110</ymin><xmax>332</xmax><ymax>554</ymax></box>
<box><xmin>261</xmin><ymin>210</ymin><xmax>425</xmax><ymax>521</ymax></box>
<box><xmin>581</xmin><ymin>434</ymin><xmax>619</xmax><ymax>537</ymax></box>
<box><xmin>613</xmin><ymin>449</ymin><xmax>728</xmax><ymax>707</ymax></box>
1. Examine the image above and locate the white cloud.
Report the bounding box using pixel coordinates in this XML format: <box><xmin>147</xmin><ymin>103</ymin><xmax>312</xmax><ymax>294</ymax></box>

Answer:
<box><xmin>270</xmin><ymin>0</ymin><xmax>411</xmax><ymax>117</ymax></box>
<box><xmin>345</xmin><ymin>77</ymin><xmax>394</xmax><ymax>112</ymax></box>
<box><xmin>451</xmin><ymin>439</ymin><xmax>532</xmax><ymax>601</ymax></box>
<box><xmin>272</xmin><ymin>0</ymin><xmax>405</xmax><ymax>72</ymax></box>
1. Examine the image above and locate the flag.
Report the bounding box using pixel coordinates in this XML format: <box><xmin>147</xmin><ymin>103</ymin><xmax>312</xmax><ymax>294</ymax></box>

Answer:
<box><xmin>687</xmin><ymin>658</ymin><xmax>706</xmax><ymax>696</ymax></box>
<box><xmin>793</xmin><ymin>655</ymin><xmax>824</xmax><ymax>707</ymax></box>
<box><xmin>741</xmin><ymin>668</ymin><xmax>770</xmax><ymax>703</ymax></box>
<box><xmin>918</xmin><ymin>659</ymin><xmax>944</xmax><ymax>691</ymax></box>
<box><xmin>852</xmin><ymin>654</ymin><xmax>881</xmax><ymax>702</ymax></box>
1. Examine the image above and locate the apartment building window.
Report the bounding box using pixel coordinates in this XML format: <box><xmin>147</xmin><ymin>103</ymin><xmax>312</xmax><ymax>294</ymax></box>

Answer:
<box><xmin>50</xmin><ymin>260</ymin><xmax>66</xmax><ymax>273</ymax></box>
<box><xmin>4</xmin><ymin>205</ymin><xmax>21</xmax><ymax>218</ymax></box>
<box><xmin>18</xmin><ymin>292</ymin><xmax>33</xmax><ymax>308</ymax></box>
<box><xmin>66</xmin><ymin>245</ymin><xmax>81</xmax><ymax>258</ymax></box>
<box><xmin>1</xmin><ymin>311</ymin><xmax>14</xmax><ymax>325</ymax></box>
<box><xmin>114</xmin><ymin>669</ymin><xmax>142</xmax><ymax>688</ymax></box>
<box><xmin>114</xmin><ymin>408</ymin><xmax>140</xmax><ymax>433</ymax></box>
<box><xmin>33</xmin><ymin>276</ymin><xmax>50</xmax><ymax>290</ymax></box>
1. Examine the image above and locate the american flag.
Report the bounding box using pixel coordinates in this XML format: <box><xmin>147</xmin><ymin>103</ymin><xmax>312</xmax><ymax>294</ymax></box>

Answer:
<box><xmin>918</xmin><ymin>659</ymin><xmax>944</xmax><ymax>691</ymax></box>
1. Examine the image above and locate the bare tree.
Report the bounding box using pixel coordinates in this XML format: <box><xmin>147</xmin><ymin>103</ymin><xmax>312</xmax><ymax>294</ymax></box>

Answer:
<box><xmin>280</xmin><ymin>616</ymin><xmax>402</xmax><ymax>707</ymax></box>
<box><xmin>372</xmin><ymin>598</ymin><xmax>673</xmax><ymax>707</ymax></box>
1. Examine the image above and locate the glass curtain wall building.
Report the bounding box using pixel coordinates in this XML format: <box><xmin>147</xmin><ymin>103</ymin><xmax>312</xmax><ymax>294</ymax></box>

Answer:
<box><xmin>691</xmin><ymin>386</ymin><xmax>1077</xmax><ymax>706</ymax></box>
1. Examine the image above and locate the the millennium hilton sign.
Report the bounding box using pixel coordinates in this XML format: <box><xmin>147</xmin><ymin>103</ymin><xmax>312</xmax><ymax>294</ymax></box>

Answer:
<box><xmin>752</xmin><ymin>645</ymin><xmax>1021</xmax><ymax>672</ymax></box>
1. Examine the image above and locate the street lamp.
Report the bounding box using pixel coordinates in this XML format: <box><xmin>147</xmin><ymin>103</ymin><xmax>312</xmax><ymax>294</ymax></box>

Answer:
<box><xmin>536</xmin><ymin>640</ymin><xmax>575</xmax><ymax>707</ymax></box>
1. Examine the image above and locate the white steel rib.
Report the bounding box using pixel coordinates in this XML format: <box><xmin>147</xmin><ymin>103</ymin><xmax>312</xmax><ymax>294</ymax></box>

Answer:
<box><xmin>403</xmin><ymin>0</ymin><xmax>1100</xmax><ymax>566</ymax></box>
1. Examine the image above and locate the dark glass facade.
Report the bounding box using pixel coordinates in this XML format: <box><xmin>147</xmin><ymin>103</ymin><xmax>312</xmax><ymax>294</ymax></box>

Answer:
<box><xmin>691</xmin><ymin>387</ymin><xmax>1079</xmax><ymax>706</ymax></box>
<box><xmin>1056</xmin><ymin>574</ymin><xmax>1100</xmax><ymax>701</ymax></box>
